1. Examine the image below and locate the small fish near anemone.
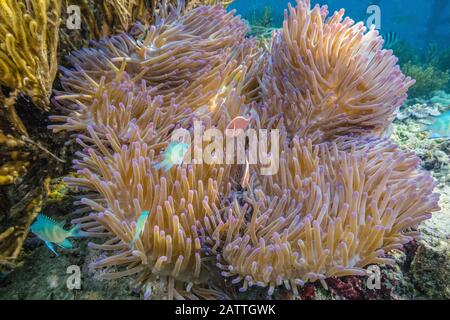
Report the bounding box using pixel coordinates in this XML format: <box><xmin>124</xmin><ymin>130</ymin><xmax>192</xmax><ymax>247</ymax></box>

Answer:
<box><xmin>423</xmin><ymin>110</ymin><xmax>450</xmax><ymax>139</ymax></box>
<box><xmin>30</xmin><ymin>214</ymin><xmax>84</xmax><ymax>256</ymax></box>
<box><xmin>154</xmin><ymin>141</ymin><xmax>190</xmax><ymax>172</ymax></box>
<box><xmin>225</xmin><ymin>115</ymin><xmax>253</xmax><ymax>138</ymax></box>
<box><xmin>241</xmin><ymin>158</ymin><xmax>250</xmax><ymax>189</ymax></box>
<box><xmin>382</xmin><ymin>31</ymin><xmax>400</xmax><ymax>49</ymax></box>
<box><xmin>131</xmin><ymin>210</ymin><xmax>150</xmax><ymax>250</ymax></box>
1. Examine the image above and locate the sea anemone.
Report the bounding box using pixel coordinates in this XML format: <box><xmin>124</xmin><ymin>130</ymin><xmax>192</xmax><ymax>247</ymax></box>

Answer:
<box><xmin>210</xmin><ymin>137</ymin><xmax>439</xmax><ymax>295</ymax></box>
<box><xmin>49</xmin><ymin>71</ymin><xmax>190</xmax><ymax>153</ymax></box>
<box><xmin>49</xmin><ymin>1</ymin><xmax>440</xmax><ymax>300</ymax></box>
<box><xmin>68</xmin><ymin>131</ymin><xmax>231</xmax><ymax>299</ymax></box>
<box><xmin>66</xmin><ymin>0</ymin><xmax>236</xmax><ymax>40</ymax></box>
<box><xmin>260</xmin><ymin>0</ymin><xmax>415</xmax><ymax>141</ymax></box>
<box><xmin>57</xmin><ymin>4</ymin><xmax>248</xmax><ymax>114</ymax></box>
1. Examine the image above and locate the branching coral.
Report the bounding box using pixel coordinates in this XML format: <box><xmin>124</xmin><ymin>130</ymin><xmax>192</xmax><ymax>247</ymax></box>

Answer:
<box><xmin>402</xmin><ymin>61</ymin><xmax>450</xmax><ymax>98</ymax></box>
<box><xmin>261</xmin><ymin>0</ymin><xmax>414</xmax><ymax>141</ymax></box>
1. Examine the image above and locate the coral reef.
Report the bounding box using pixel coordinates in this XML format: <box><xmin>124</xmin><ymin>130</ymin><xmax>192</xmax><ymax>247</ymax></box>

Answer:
<box><xmin>429</xmin><ymin>90</ymin><xmax>450</xmax><ymax>106</ymax></box>
<box><xmin>50</xmin><ymin>4</ymin><xmax>252</xmax><ymax>298</ymax></box>
<box><xmin>396</xmin><ymin>103</ymin><xmax>441</xmax><ymax>121</ymax></box>
<box><xmin>250</xmin><ymin>6</ymin><xmax>274</xmax><ymax>27</ymax></box>
<box><xmin>393</xmin><ymin>96</ymin><xmax>450</xmax><ymax>180</ymax></box>
<box><xmin>391</xmin><ymin>93</ymin><xmax>450</xmax><ymax>299</ymax></box>
<box><xmin>37</xmin><ymin>0</ymin><xmax>442</xmax><ymax>299</ymax></box>
<box><xmin>402</xmin><ymin>62</ymin><xmax>449</xmax><ymax>99</ymax></box>
<box><xmin>0</xmin><ymin>0</ymin><xmax>245</xmax><ymax>280</ymax></box>
<box><xmin>424</xmin><ymin>44</ymin><xmax>450</xmax><ymax>86</ymax></box>
<box><xmin>393</xmin><ymin>42</ymin><xmax>450</xmax><ymax>99</ymax></box>
<box><xmin>0</xmin><ymin>0</ymin><xmax>64</xmax><ymax>245</ymax></box>
<box><xmin>0</xmin><ymin>104</ymin><xmax>71</xmax><ymax>273</ymax></box>
<box><xmin>411</xmin><ymin>208</ymin><xmax>450</xmax><ymax>299</ymax></box>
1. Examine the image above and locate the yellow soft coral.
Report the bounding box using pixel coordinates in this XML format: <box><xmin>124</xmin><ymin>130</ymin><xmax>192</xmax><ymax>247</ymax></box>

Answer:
<box><xmin>0</xmin><ymin>0</ymin><xmax>61</xmax><ymax>108</ymax></box>
<box><xmin>0</xmin><ymin>130</ymin><xmax>29</xmax><ymax>185</ymax></box>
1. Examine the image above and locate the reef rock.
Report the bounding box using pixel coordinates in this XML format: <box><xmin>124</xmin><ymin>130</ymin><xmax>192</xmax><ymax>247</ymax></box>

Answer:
<box><xmin>410</xmin><ymin>186</ymin><xmax>450</xmax><ymax>299</ymax></box>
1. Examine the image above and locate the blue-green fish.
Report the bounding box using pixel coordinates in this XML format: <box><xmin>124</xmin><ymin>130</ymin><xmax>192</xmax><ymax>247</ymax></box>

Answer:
<box><xmin>382</xmin><ymin>32</ymin><xmax>400</xmax><ymax>49</ymax></box>
<box><xmin>131</xmin><ymin>210</ymin><xmax>150</xmax><ymax>250</ymax></box>
<box><xmin>424</xmin><ymin>110</ymin><xmax>450</xmax><ymax>139</ymax></box>
<box><xmin>154</xmin><ymin>141</ymin><xmax>190</xmax><ymax>172</ymax></box>
<box><xmin>30</xmin><ymin>214</ymin><xmax>83</xmax><ymax>256</ymax></box>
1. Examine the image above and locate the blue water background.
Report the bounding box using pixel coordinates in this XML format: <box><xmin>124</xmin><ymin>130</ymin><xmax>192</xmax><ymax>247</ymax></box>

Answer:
<box><xmin>229</xmin><ymin>0</ymin><xmax>450</xmax><ymax>52</ymax></box>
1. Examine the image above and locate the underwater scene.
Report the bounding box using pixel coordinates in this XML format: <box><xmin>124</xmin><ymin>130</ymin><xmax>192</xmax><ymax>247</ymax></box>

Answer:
<box><xmin>0</xmin><ymin>0</ymin><xmax>449</xmax><ymax>303</ymax></box>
